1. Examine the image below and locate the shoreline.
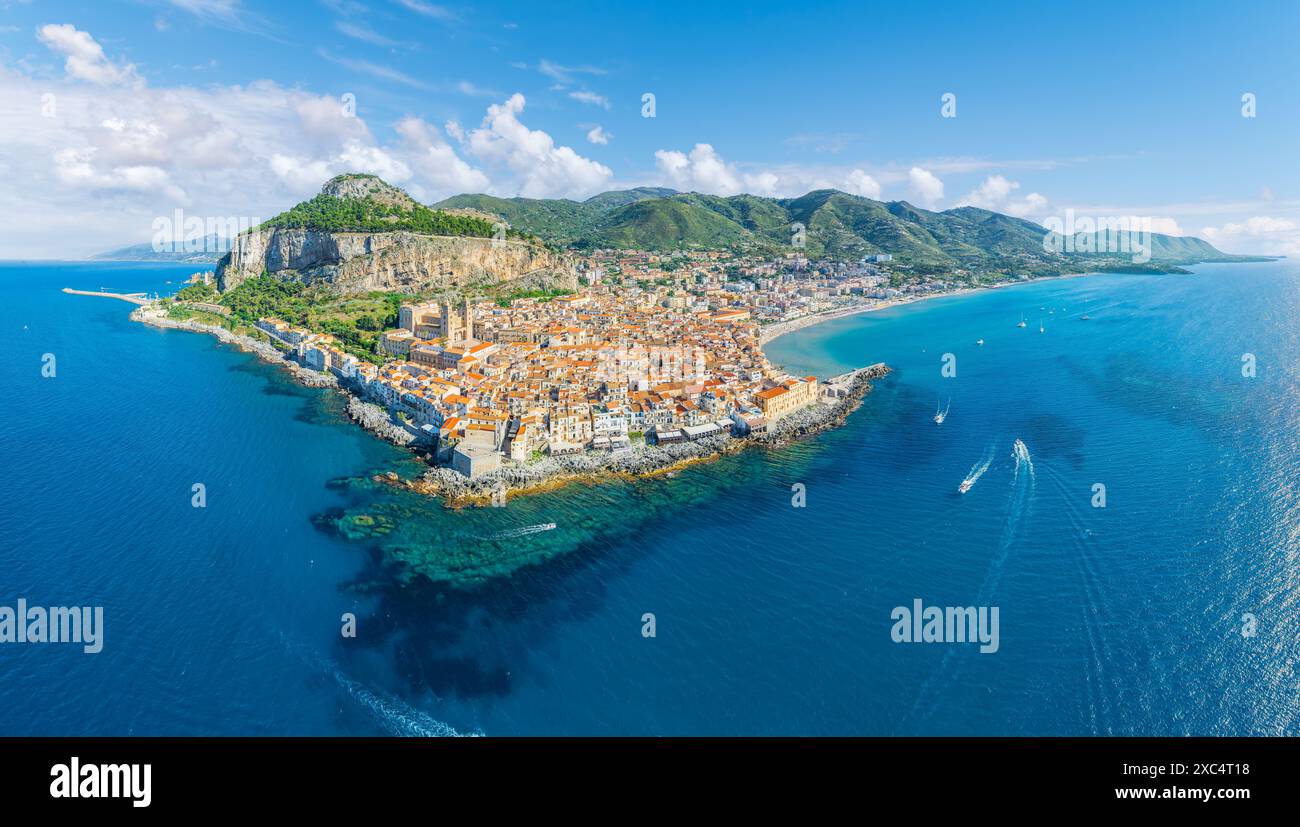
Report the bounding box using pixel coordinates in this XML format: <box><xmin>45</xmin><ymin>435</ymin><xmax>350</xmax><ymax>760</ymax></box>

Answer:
<box><xmin>759</xmin><ymin>270</ymin><xmax>1099</xmax><ymax>346</ymax></box>
<box><xmin>124</xmin><ymin>301</ymin><xmax>890</xmax><ymax>506</ymax></box>
<box><xmin>400</xmin><ymin>364</ymin><xmax>888</xmax><ymax>508</ymax></box>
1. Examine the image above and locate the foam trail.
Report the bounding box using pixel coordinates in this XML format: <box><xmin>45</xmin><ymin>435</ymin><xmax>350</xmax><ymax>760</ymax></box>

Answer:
<box><xmin>975</xmin><ymin>439</ymin><xmax>1035</xmax><ymax>603</ymax></box>
<box><xmin>1035</xmin><ymin>462</ymin><xmax>1116</xmax><ymax>733</ymax></box>
<box><xmin>330</xmin><ymin>668</ymin><xmax>481</xmax><ymax>738</ymax></box>
<box><xmin>278</xmin><ymin>634</ymin><xmax>481</xmax><ymax>737</ymax></box>
<box><xmin>960</xmin><ymin>443</ymin><xmax>996</xmax><ymax>492</ymax></box>
<box><xmin>490</xmin><ymin>523</ymin><xmax>557</xmax><ymax>540</ymax></box>
<box><xmin>902</xmin><ymin>440</ymin><xmax>1036</xmax><ymax>730</ymax></box>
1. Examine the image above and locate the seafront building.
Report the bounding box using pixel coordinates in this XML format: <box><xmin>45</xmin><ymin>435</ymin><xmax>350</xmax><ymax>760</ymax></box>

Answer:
<box><xmin>244</xmin><ymin>245</ymin><xmax>936</xmax><ymax>478</ymax></box>
<box><xmin>254</xmin><ymin>277</ymin><xmax>835</xmax><ymax>477</ymax></box>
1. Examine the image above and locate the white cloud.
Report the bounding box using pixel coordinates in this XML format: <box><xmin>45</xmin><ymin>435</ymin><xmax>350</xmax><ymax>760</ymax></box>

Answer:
<box><xmin>53</xmin><ymin>147</ymin><xmax>187</xmax><ymax>203</ymax></box>
<box><xmin>956</xmin><ymin>175</ymin><xmax>1048</xmax><ymax>217</ymax></box>
<box><xmin>1202</xmin><ymin>216</ymin><xmax>1297</xmax><ymax>238</ymax></box>
<box><xmin>395</xmin><ymin>0</ymin><xmax>456</xmax><ymax>20</ymax></box>
<box><xmin>0</xmin><ymin>28</ymin><xmax>569</xmax><ymax>255</ymax></box>
<box><xmin>456</xmin><ymin>80</ymin><xmax>500</xmax><ymax>97</ymax></box>
<box><xmin>37</xmin><ymin>24</ymin><xmax>140</xmax><ymax>86</ymax></box>
<box><xmin>655</xmin><ymin>144</ymin><xmax>892</xmax><ymax>199</ymax></box>
<box><xmin>586</xmin><ymin>125</ymin><xmax>611</xmax><ymax>145</ymax></box>
<box><xmin>1200</xmin><ymin>216</ymin><xmax>1300</xmax><ymax>255</ymax></box>
<box><xmin>463</xmin><ymin>93</ymin><xmax>612</xmax><ymax>198</ymax></box>
<box><xmin>316</xmin><ymin>48</ymin><xmax>428</xmax><ymax>88</ymax></box>
<box><xmin>292</xmin><ymin>95</ymin><xmax>373</xmax><ymax>148</ymax></box>
<box><xmin>655</xmin><ymin>144</ymin><xmax>744</xmax><ymax>195</ymax></box>
<box><xmin>844</xmin><ymin>169</ymin><xmax>882</xmax><ymax>199</ymax></box>
<box><xmin>907</xmin><ymin>166</ymin><xmax>944</xmax><ymax>208</ymax></box>
<box><xmin>535</xmin><ymin>59</ymin><xmax>606</xmax><ymax>85</ymax></box>
<box><xmin>335</xmin><ymin>20</ymin><xmax>405</xmax><ymax>48</ymax></box>
<box><xmin>1144</xmin><ymin>216</ymin><xmax>1184</xmax><ymax>236</ymax></box>
<box><xmin>160</xmin><ymin>1</ymin><xmax>272</xmax><ymax>35</ymax></box>
<box><xmin>568</xmin><ymin>90</ymin><xmax>610</xmax><ymax>109</ymax></box>
<box><xmin>164</xmin><ymin>0</ymin><xmax>242</xmax><ymax>22</ymax></box>
<box><xmin>395</xmin><ymin>117</ymin><xmax>490</xmax><ymax>196</ymax></box>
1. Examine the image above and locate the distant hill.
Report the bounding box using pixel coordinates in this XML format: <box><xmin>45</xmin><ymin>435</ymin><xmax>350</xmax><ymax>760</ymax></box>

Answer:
<box><xmin>434</xmin><ymin>186</ymin><xmax>679</xmax><ymax>242</ymax></box>
<box><xmin>437</xmin><ymin>186</ymin><xmax>1262</xmax><ymax>275</ymax></box>
<box><xmin>91</xmin><ymin>234</ymin><xmax>229</xmax><ymax>263</ymax></box>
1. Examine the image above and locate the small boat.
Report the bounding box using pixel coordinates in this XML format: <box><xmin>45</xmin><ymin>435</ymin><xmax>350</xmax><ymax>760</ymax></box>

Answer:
<box><xmin>1039</xmin><ymin>319</ymin><xmax>1045</xmax><ymax>333</ymax></box>
<box><xmin>958</xmin><ymin>479</ymin><xmax>973</xmax><ymax>494</ymax></box>
<box><xmin>976</xmin><ymin>338</ymin><xmax>985</xmax><ymax>346</ymax></box>
<box><xmin>1080</xmin><ymin>314</ymin><xmax>1091</xmax><ymax>320</ymax></box>
<box><xmin>1012</xmin><ymin>438</ymin><xmax>1029</xmax><ymax>461</ymax></box>
<box><xmin>1016</xmin><ymin>314</ymin><xmax>1027</xmax><ymax>328</ymax></box>
<box><xmin>933</xmin><ymin>398</ymin><xmax>950</xmax><ymax>424</ymax></box>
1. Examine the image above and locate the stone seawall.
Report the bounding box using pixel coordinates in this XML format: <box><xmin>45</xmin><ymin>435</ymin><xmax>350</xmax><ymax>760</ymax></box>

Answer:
<box><xmin>410</xmin><ymin>363</ymin><xmax>892</xmax><ymax>507</ymax></box>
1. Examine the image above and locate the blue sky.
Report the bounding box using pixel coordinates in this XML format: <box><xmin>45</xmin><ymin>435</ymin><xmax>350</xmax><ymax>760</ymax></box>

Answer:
<box><xmin>1</xmin><ymin>0</ymin><xmax>1298</xmax><ymax>257</ymax></box>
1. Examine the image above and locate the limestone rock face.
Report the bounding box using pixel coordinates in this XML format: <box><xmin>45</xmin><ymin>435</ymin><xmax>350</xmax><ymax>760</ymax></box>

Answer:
<box><xmin>215</xmin><ymin>229</ymin><xmax>577</xmax><ymax>294</ymax></box>
<box><xmin>318</xmin><ymin>174</ymin><xmax>414</xmax><ymax>208</ymax></box>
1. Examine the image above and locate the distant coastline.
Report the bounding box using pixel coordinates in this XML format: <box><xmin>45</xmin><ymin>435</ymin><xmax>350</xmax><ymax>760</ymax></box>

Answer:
<box><xmin>759</xmin><ymin>270</ymin><xmax>1111</xmax><ymax>346</ymax></box>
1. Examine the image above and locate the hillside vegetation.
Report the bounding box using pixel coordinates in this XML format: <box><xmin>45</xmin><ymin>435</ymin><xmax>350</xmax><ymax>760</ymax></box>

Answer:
<box><xmin>437</xmin><ymin>186</ymin><xmax>1261</xmax><ymax>274</ymax></box>
<box><xmin>260</xmin><ymin>174</ymin><xmax>515</xmax><ymax>239</ymax></box>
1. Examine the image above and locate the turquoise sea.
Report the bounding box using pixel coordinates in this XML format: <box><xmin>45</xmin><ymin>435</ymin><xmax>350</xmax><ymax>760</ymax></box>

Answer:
<box><xmin>1</xmin><ymin>259</ymin><xmax>1296</xmax><ymax>735</ymax></box>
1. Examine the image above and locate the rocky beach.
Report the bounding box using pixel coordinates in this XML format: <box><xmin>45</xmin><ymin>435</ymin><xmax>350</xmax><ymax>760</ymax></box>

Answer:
<box><xmin>407</xmin><ymin>364</ymin><xmax>889</xmax><ymax>507</ymax></box>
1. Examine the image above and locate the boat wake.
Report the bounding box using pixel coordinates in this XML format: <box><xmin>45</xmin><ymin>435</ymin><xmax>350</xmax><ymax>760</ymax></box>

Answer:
<box><xmin>904</xmin><ymin>439</ymin><xmax>1036</xmax><ymax>730</ymax></box>
<box><xmin>490</xmin><ymin>522</ymin><xmax>557</xmax><ymax>540</ymax></box>
<box><xmin>981</xmin><ymin>438</ymin><xmax>1036</xmax><ymax>600</ymax></box>
<box><xmin>958</xmin><ymin>444</ymin><xmax>995</xmax><ymax>494</ymax></box>
<box><xmin>279</xmin><ymin>635</ymin><xmax>481</xmax><ymax>737</ymax></box>
<box><xmin>1034</xmin><ymin>461</ymin><xmax>1117</xmax><ymax>734</ymax></box>
<box><xmin>933</xmin><ymin>398</ymin><xmax>951</xmax><ymax>425</ymax></box>
<box><xmin>329</xmin><ymin>667</ymin><xmax>481</xmax><ymax>738</ymax></box>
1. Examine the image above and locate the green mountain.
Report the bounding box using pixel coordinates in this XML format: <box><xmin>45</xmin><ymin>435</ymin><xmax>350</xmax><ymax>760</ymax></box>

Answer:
<box><xmin>434</xmin><ymin>187</ymin><xmax>679</xmax><ymax>242</ymax></box>
<box><xmin>263</xmin><ymin>174</ymin><xmax>500</xmax><ymax>237</ymax></box>
<box><xmin>437</xmin><ymin>186</ymin><xmax>1261</xmax><ymax>275</ymax></box>
<box><xmin>582</xmin><ymin>187</ymin><xmax>679</xmax><ymax>210</ymax></box>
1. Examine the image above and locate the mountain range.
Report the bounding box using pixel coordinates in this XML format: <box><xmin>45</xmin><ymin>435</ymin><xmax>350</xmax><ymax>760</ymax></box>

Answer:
<box><xmin>94</xmin><ymin>177</ymin><xmax>1261</xmax><ymax>277</ymax></box>
<box><xmin>437</xmin><ymin>187</ymin><xmax>1257</xmax><ymax>275</ymax></box>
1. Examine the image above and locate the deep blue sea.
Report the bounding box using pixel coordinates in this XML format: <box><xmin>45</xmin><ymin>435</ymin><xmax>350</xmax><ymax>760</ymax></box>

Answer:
<box><xmin>1</xmin><ymin>259</ymin><xmax>1297</xmax><ymax>735</ymax></box>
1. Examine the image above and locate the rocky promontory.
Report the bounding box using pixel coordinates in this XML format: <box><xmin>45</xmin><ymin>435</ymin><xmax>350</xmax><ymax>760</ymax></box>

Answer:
<box><xmin>215</xmin><ymin>174</ymin><xmax>578</xmax><ymax>295</ymax></box>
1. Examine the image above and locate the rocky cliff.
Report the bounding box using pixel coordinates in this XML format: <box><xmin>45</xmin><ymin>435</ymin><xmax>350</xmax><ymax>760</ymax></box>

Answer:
<box><xmin>215</xmin><ymin>173</ymin><xmax>578</xmax><ymax>294</ymax></box>
<box><xmin>215</xmin><ymin>228</ymin><xmax>576</xmax><ymax>294</ymax></box>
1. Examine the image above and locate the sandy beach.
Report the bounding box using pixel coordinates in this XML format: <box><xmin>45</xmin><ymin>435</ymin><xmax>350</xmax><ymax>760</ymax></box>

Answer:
<box><xmin>758</xmin><ymin>272</ymin><xmax>1096</xmax><ymax>346</ymax></box>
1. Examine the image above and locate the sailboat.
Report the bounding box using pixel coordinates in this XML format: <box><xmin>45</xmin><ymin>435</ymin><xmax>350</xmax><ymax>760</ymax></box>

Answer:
<box><xmin>1016</xmin><ymin>314</ymin><xmax>1027</xmax><ymax>328</ymax></box>
<box><xmin>933</xmin><ymin>398</ymin><xmax>951</xmax><ymax>424</ymax></box>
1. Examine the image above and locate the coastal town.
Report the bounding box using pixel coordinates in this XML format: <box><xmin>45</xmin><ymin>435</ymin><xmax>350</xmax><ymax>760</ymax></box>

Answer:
<box><xmin>240</xmin><ymin>245</ymin><xmax>906</xmax><ymax>481</ymax></box>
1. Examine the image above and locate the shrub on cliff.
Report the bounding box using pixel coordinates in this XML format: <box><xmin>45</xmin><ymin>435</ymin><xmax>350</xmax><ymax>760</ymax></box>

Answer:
<box><xmin>258</xmin><ymin>193</ymin><xmax>512</xmax><ymax>238</ymax></box>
